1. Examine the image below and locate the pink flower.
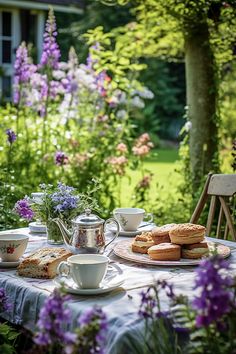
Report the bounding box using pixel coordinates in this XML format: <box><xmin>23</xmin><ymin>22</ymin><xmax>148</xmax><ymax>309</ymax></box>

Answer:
<box><xmin>74</xmin><ymin>153</ymin><xmax>89</xmax><ymax>165</ymax></box>
<box><xmin>116</xmin><ymin>143</ymin><xmax>128</xmax><ymax>153</ymax></box>
<box><xmin>139</xmin><ymin>133</ymin><xmax>150</xmax><ymax>145</ymax></box>
<box><xmin>132</xmin><ymin>133</ymin><xmax>154</xmax><ymax>157</ymax></box>
<box><xmin>138</xmin><ymin>175</ymin><xmax>152</xmax><ymax>188</ymax></box>
<box><xmin>132</xmin><ymin>145</ymin><xmax>150</xmax><ymax>157</ymax></box>
<box><xmin>106</xmin><ymin>156</ymin><xmax>128</xmax><ymax>175</ymax></box>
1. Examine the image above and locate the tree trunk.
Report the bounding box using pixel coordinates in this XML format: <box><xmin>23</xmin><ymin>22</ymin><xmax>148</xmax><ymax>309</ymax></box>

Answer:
<box><xmin>185</xmin><ymin>21</ymin><xmax>219</xmax><ymax>192</ymax></box>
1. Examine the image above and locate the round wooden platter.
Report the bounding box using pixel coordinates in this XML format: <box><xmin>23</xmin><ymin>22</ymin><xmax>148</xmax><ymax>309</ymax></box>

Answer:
<box><xmin>113</xmin><ymin>240</ymin><xmax>231</xmax><ymax>266</ymax></box>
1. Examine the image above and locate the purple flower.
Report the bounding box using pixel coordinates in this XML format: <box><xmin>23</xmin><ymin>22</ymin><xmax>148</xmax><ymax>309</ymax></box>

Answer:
<box><xmin>55</xmin><ymin>151</ymin><xmax>69</xmax><ymax>166</ymax></box>
<box><xmin>6</xmin><ymin>129</ymin><xmax>17</xmax><ymax>144</ymax></box>
<box><xmin>156</xmin><ymin>280</ymin><xmax>175</xmax><ymax>300</ymax></box>
<box><xmin>0</xmin><ymin>288</ymin><xmax>12</xmax><ymax>313</ymax></box>
<box><xmin>86</xmin><ymin>42</ymin><xmax>100</xmax><ymax>70</ymax></box>
<box><xmin>192</xmin><ymin>255</ymin><xmax>233</xmax><ymax>327</ymax></box>
<box><xmin>40</xmin><ymin>8</ymin><xmax>60</xmax><ymax>70</ymax></box>
<box><xmin>34</xmin><ymin>289</ymin><xmax>73</xmax><ymax>348</ymax></box>
<box><xmin>14</xmin><ymin>198</ymin><xmax>34</xmax><ymax>220</ymax></box>
<box><xmin>66</xmin><ymin>306</ymin><xmax>107</xmax><ymax>354</ymax></box>
<box><xmin>50</xmin><ymin>183</ymin><xmax>79</xmax><ymax>213</ymax></box>
<box><xmin>139</xmin><ymin>287</ymin><xmax>158</xmax><ymax>319</ymax></box>
<box><xmin>13</xmin><ymin>42</ymin><xmax>35</xmax><ymax>104</ymax></box>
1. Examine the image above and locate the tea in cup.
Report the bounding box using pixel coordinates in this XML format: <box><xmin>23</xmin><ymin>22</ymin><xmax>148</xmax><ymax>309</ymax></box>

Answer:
<box><xmin>57</xmin><ymin>254</ymin><xmax>109</xmax><ymax>289</ymax></box>
<box><xmin>113</xmin><ymin>208</ymin><xmax>153</xmax><ymax>231</ymax></box>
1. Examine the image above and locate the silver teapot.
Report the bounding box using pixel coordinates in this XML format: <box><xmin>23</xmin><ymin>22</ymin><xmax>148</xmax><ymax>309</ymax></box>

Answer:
<box><xmin>53</xmin><ymin>209</ymin><xmax>120</xmax><ymax>254</ymax></box>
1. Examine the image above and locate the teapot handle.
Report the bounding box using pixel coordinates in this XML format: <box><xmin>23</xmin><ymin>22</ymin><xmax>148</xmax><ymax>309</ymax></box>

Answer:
<box><xmin>104</xmin><ymin>218</ymin><xmax>120</xmax><ymax>250</ymax></box>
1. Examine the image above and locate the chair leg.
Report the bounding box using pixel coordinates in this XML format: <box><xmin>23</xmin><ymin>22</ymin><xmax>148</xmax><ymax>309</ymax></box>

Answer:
<box><xmin>216</xmin><ymin>204</ymin><xmax>224</xmax><ymax>239</ymax></box>
<box><xmin>219</xmin><ymin>196</ymin><xmax>236</xmax><ymax>241</ymax></box>
<box><xmin>190</xmin><ymin>173</ymin><xmax>213</xmax><ymax>224</ymax></box>
<box><xmin>224</xmin><ymin>224</ymin><xmax>229</xmax><ymax>240</ymax></box>
<box><xmin>206</xmin><ymin>196</ymin><xmax>216</xmax><ymax>237</ymax></box>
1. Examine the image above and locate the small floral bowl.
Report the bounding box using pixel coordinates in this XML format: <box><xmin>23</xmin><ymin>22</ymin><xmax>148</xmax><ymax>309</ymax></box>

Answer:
<box><xmin>0</xmin><ymin>234</ymin><xmax>29</xmax><ymax>262</ymax></box>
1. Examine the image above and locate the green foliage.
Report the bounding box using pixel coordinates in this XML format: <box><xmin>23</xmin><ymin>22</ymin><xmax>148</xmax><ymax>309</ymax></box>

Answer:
<box><xmin>0</xmin><ymin>323</ymin><xmax>19</xmax><ymax>354</ymax></box>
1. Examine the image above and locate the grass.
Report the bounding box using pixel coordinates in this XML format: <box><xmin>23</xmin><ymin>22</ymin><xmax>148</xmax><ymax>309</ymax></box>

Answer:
<box><xmin>120</xmin><ymin>148</ymin><xmax>180</xmax><ymax>206</ymax></box>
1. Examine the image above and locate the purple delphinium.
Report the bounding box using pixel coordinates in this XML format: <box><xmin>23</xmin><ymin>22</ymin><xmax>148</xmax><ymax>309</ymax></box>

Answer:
<box><xmin>139</xmin><ymin>280</ymin><xmax>175</xmax><ymax>320</ymax></box>
<box><xmin>50</xmin><ymin>182</ymin><xmax>79</xmax><ymax>213</ymax></box>
<box><xmin>0</xmin><ymin>288</ymin><xmax>12</xmax><ymax>313</ymax></box>
<box><xmin>65</xmin><ymin>306</ymin><xmax>107</xmax><ymax>354</ymax></box>
<box><xmin>139</xmin><ymin>287</ymin><xmax>158</xmax><ymax>319</ymax></box>
<box><xmin>192</xmin><ymin>255</ymin><xmax>233</xmax><ymax>327</ymax></box>
<box><xmin>6</xmin><ymin>129</ymin><xmax>17</xmax><ymax>145</ymax></box>
<box><xmin>34</xmin><ymin>289</ymin><xmax>75</xmax><ymax>348</ymax></box>
<box><xmin>40</xmin><ymin>8</ymin><xmax>60</xmax><ymax>70</ymax></box>
<box><xmin>13</xmin><ymin>42</ymin><xmax>35</xmax><ymax>104</ymax></box>
<box><xmin>55</xmin><ymin>151</ymin><xmax>69</xmax><ymax>166</ymax></box>
<box><xmin>14</xmin><ymin>198</ymin><xmax>34</xmax><ymax>220</ymax></box>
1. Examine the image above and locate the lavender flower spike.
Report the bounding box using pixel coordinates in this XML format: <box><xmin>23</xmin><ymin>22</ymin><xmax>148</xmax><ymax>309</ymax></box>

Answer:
<box><xmin>40</xmin><ymin>8</ymin><xmax>61</xmax><ymax>70</ymax></box>
<box><xmin>13</xmin><ymin>42</ymin><xmax>33</xmax><ymax>104</ymax></box>
<box><xmin>0</xmin><ymin>288</ymin><xmax>12</xmax><ymax>314</ymax></box>
<box><xmin>65</xmin><ymin>306</ymin><xmax>108</xmax><ymax>354</ymax></box>
<box><xmin>34</xmin><ymin>289</ymin><xmax>74</xmax><ymax>348</ymax></box>
<box><xmin>6</xmin><ymin>129</ymin><xmax>17</xmax><ymax>144</ymax></box>
<box><xmin>192</xmin><ymin>255</ymin><xmax>233</xmax><ymax>327</ymax></box>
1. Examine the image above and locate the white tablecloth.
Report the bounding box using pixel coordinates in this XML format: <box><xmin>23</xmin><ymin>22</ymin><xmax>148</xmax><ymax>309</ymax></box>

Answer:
<box><xmin>1</xmin><ymin>228</ymin><xmax>236</xmax><ymax>353</ymax></box>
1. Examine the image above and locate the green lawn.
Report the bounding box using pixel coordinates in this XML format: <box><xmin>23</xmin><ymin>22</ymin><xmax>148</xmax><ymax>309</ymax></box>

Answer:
<box><xmin>120</xmin><ymin>149</ymin><xmax>180</xmax><ymax>206</ymax></box>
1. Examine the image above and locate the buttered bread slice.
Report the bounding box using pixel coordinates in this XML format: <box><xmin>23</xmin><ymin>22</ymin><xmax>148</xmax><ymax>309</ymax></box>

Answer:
<box><xmin>18</xmin><ymin>247</ymin><xmax>72</xmax><ymax>279</ymax></box>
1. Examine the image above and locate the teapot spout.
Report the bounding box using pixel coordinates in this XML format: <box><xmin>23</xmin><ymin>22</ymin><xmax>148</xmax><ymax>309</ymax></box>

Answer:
<box><xmin>52</xmin><ymin>218</ymin><xmax>72</xmax><ymax>247</ymax></box>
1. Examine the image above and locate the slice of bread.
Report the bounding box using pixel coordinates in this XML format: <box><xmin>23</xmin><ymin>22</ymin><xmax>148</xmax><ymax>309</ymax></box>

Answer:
<box><xmin>18</xmin><ymin>247</ymin><xmax>72</xmax><ymax>278</ymax></box>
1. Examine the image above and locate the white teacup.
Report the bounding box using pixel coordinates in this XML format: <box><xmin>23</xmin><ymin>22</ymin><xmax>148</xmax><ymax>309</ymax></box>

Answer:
<box><xmin>113</xmin><ymin>208</ymin><xmax>153</xmax><ymax>231</ymax></box>
<box><xmin>57</xmin><ymin>254</ymin><xmax>109</xmax><ymax>289</ymax></box>
<box><xmin>0</xmin><ymin>233</ymin><xmax>29</xmax><ymax>262</ymax></box>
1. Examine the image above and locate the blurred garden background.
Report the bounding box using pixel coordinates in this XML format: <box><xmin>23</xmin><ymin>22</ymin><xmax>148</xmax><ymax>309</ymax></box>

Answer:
<box><xmin>0</xmin><ymin>0</ymin><xmax>235</xmax><ymax>230</ymax></box>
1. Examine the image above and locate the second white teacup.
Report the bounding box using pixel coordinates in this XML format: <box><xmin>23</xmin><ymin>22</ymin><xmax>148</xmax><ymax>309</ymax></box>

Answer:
<box><xmin>57</xmin><ymin>254</ymin><xmax>109</xmax><ymax>289</ymax></box>
<box><xmin>113</xmin><ymin>208</ymin><xmax>153</xmax><ymax>231</ymax></box>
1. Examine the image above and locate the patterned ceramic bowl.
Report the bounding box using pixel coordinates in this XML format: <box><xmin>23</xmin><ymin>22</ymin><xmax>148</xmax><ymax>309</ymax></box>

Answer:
<box><xmin>0</xmin><ymin>234</ymin><xmax>29</xmax><ymax>262</ymax></box>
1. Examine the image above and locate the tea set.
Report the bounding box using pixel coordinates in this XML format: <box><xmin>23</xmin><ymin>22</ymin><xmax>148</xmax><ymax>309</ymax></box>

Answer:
<box><xmin>0</xmin><ymin>207</ymin><xmax>153</xmax><ymax>293</ymax></box>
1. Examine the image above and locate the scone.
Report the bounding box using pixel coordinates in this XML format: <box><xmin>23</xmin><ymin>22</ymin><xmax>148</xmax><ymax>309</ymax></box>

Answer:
<box><xmin>148</xmin><ymin>243</ymin><xmax>181</xmax><ymax>261</ymax></box>
<box><xmin>169</xmin><ymin>223</ymin><xmax>205</xmax><ymax>245</ymax></box>
<box><xmin>18</xmin><ymin>247</ymin><xmax>72</xmax><ymax>278</ymax></box>
<box><xmin>131</xmin><ymin>232</ymin><xmax>154</xmax><ymax>254</ymax></box>
<box><xmin>151</xmin><ymin>224</ymin><xmax>176</xmax><ymax>244</ymax></box>
<box><xmin>182</xmin><ymin>241</ymin><xmax>209</xmax><ymax>259</ymax></box>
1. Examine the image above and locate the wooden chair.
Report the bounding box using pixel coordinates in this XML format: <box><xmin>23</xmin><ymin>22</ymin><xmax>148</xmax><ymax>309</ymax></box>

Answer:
<box><xmin>190</xmin><ymin>173</ymin><xmax>236</xmax><ymax>240</ymax></box>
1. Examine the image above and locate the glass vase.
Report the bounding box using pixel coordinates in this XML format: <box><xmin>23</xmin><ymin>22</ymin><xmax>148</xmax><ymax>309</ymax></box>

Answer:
<box><xmin>46</xmin><ymin>219</ymin><xmax>64</xmax><ymax>245</ymax></box>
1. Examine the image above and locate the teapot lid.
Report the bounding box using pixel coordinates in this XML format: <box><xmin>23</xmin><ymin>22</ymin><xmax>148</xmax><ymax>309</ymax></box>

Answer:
<box><xmin>72</xmin><ymin>209</ymin><xmax>104</xmax><ymax>227</ymax></box>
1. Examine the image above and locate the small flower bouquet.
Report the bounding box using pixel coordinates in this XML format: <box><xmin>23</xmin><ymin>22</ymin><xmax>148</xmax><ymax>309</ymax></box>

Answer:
<box><xmin>14</xmin><ymin>181</ymin><xmax>99</xmax><ymax>244</ymax></box>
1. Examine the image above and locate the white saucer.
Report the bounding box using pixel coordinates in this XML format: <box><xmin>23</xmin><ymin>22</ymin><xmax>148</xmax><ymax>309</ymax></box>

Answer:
<box><xmin>0</xmin><ymin>259</ymin><xmax>20</xmax><ymax>268</ymax></box>
<box><xmin>54</xmin><ymin>265</ymin><xmax>124</xmax><ymax>295</ymax></box>
<box><xmin>29</xmin><ymin>222</ymin><xmax>47</xmax><ymax>234</ymax></box>
<box><xmin>110</xmin><ymin>222</ymin><xmax>156</xmax><ymax>237</ymax></box>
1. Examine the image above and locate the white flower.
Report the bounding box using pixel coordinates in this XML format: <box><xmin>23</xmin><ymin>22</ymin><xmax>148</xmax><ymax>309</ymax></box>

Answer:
<box><xmin>131</xmin><ymin>96</ymin><xmax>145</xmax><ymax>108</ymax></box>
<box><xmin>138</xmin><ymin>87</ymin><xmax>154</xmax><ymax>99</ymax></box>
<box><xmin>58</xmin><ymin>61</ymin><xmax>68</xmax><ymax>70</ymax></box>
<box><xmin>184</xmin><ymin>121</ymin><xmax>192</xmax><ymax>132</ymax></box>
<box><xmin>117</xmin><ymin>110</ymin><xmax>127</xmax><ymax>119</ymax></box>
<box><xmin>53</xmin><ymin>70</ymin><xmax>66</xmax><ymax>80</ymax></box>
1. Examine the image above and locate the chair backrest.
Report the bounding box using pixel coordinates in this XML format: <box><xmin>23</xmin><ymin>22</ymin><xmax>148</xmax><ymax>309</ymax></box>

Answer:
<box><xmin>190</xmin><ymin>173</ymin><xmax>236</xmax><ymax>240</ymax></box>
